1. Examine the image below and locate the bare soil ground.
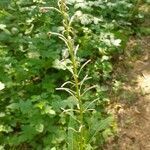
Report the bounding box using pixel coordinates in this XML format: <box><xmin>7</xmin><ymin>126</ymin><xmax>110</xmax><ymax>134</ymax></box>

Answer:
<box><xmin>115</xmin><ymin>36</ymin><xmax>150</xmax><ymax>150</ymax></box>
<box><xmin>104</xmin><ymin>2</ymin><xmax>150</xmax><ymax>149</ymax></box>
<box><xmin>105</xmin><ymin>35</ymin><xmax>150</xmax><ymax>150</ymax></box>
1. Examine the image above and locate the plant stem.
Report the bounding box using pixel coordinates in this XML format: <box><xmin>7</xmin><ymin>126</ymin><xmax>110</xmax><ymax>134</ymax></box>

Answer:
<box><xmin>60</xmin><ymin>0</ymin><xmax>84</xmax><ymax>149</ymax></box>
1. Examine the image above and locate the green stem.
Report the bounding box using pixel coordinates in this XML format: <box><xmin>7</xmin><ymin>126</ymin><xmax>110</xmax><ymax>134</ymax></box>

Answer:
<box><xmin>68</xmin><ymin>40</ymin><xmax>84</xmax><ymax>150</ymax></box>
<box><xmin>60</xmin><ymin>1</ymin><xmax>84</xmax><ymax>149</ymax></box>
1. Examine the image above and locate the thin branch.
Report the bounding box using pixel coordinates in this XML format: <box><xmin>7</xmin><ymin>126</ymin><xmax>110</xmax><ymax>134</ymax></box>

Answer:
<box><xmin>56</xmin><ymin>87</ymin><xmax>77</xmax><ymax>100</ymax></box>
<box><xmin>78</xmin><ymin>59</ymin><xmax>91</xmax><ymax>76</ymax></box>
<box><xmin>61</xmin><ymin>108</ymin><xmax>79</xmax><ymax>113</ymax></box>
<box><xmin>81</xmin><ymin>85</ymin><xmax>97</xmax><ymax>96</ymax></box>
<box><xmin>74</xmin><ymin>44</ymin><xmax>79</xmax><ymax>57</ymax></box>
<box><xmin>61</xmin><ymin>81</ymin><xmax>75</xmax><ymax>87</ymax></box>
<box><xmin>83</xmin><ymin>98</ymin><xmax>99</xmax><ymax>112</ymax></box>
<box><xmin>39</xmin><ymin>7</ymin><xmax>61</xmax><ymax>14</ymax></box>
<box><xmin>79</xmin><ymin>75</ymin><xmax>92</xmax><ymax>91</ymax></box>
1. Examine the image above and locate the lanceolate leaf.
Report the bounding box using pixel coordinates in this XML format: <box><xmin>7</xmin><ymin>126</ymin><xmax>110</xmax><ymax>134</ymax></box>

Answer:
<box><xmin>87</xmin><ymin>116</ymin><xmax>114</xmax><ymax>143</ymax></box>
<box><xmin>67</xmin><ymin>109</ymin><xmax>75</xmax><ymax>150</ymax></box>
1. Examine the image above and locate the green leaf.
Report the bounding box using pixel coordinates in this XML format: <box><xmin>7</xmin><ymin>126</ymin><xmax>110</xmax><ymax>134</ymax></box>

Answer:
<box><xmin>44</xmin><ymin>105</ymin><xmax>56</xmax><ymax>115</ymax></box>
<box><xmin>67</xmin><ymin>110</ymin><xmax>75</xmax><ymax>150</ymax></box>
<box><xmin>0</xmin><ymin>24</ymin><xmax>6</xmax><ymax>30</ymax></box>
<box><xmin>87</xmin><ymin>116</ymin><xmax>114</xmax><ymax>143</ymax></box>
<box><xmin>51</xmin><ymin>147</ymin><xmax>56</xmax><ymax>150</ymax></box>
<box><xmin>0</xmin><ymin>145</ymin><xmax>5</xmax><ymax>150</ymax></box>
<box><xmin>0</xmin><ymin>125</ymin><xmax>12</xmax><ymax>133</ymax></box>
<box><xmin>0</xmin><ymin>82</ymin><xmax>5</xmax><ymax>91</ymax></box>
<box><xmin>19</xmin><ymin>100</ymin><xmax>32</xmax><ymax>114</ymax></box>
<box><xmin>25</xmin><ymin>24</ymin><xmax>34</xmax><ymax>35</ymax></box>
<box><xmin>20</xmin><ymin>125</ymin><xmax>37</xmax><ymax>142</ymax></box>
<box><xmin>0</xmin><ymin>24</ymin><xmax>11</xmax><ymax>34</ymax></box>
<box><xmin>35</xmin><ymin>123</ymin><xmax>44</xmax><ymax>133</ymax></box>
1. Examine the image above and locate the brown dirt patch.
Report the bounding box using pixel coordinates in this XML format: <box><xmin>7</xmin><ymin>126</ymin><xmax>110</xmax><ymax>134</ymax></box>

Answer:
<box><xmin>104</xmin><ymin>2</ymin><xmax>150</xmax><ymax>149</ymax></box>
<box><xmin>105</xmin><ymin>36</ymin><xmax>150</xmax><ymax>150</ymax></box>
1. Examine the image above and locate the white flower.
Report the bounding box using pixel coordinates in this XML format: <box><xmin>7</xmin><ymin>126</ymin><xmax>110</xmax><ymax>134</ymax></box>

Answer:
<box><xmin>0</xmin><ymin>82</ymin><xmax>5</xmax><ymax>91</ymax></box>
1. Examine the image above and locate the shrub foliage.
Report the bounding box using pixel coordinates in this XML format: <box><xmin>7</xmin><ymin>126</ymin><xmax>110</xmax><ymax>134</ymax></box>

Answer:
<box><xmin>0</xmin><ymin>0</ymin><xmax>141</xmax><ymax>149</ymax></box>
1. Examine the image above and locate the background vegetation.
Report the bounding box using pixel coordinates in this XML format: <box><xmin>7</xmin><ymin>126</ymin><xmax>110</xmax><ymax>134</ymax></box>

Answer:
<box><xmin>0</xmin><ymin>0</ymin><xmax>146</xmax><ymax>149</ymax></box>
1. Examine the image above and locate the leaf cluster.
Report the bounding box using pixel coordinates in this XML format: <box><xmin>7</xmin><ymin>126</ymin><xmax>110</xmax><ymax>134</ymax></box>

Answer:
<box><xmin>0</xmin><ymin>0</ymin><xmax>142</xmax><ymax>149</ymax></box>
